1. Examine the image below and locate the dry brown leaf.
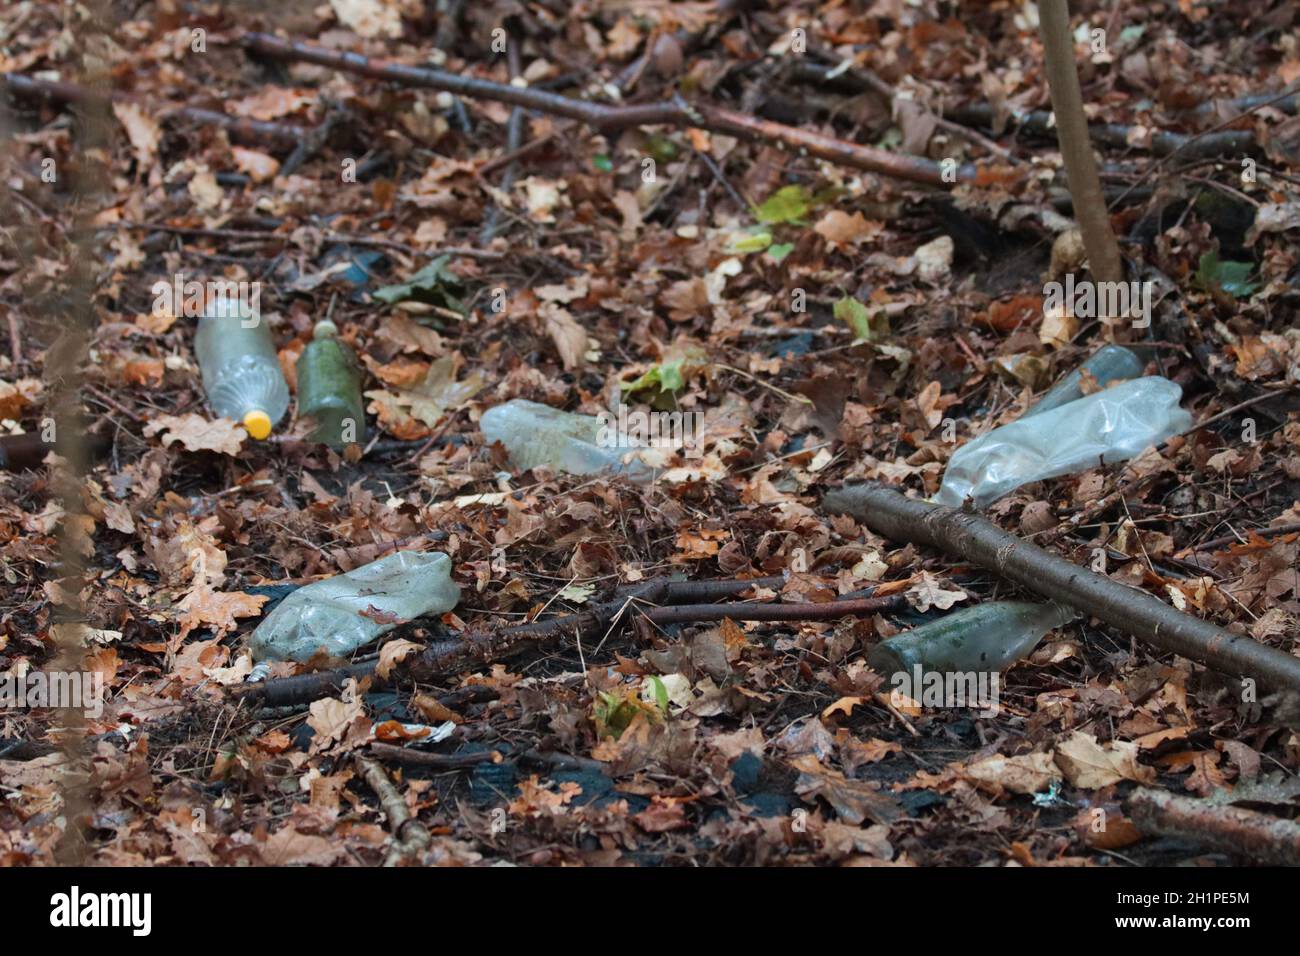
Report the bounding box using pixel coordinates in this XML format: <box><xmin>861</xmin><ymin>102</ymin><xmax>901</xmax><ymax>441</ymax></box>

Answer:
<box><xmin>179</xmin><ymin>588</ymin><xmax>267</xmax><ymax>635</ymax></box>
<box><xmin>1054</xmin><ymin>732</ymin><xmax>1156</xmax><ymax>789</ymax></box>
<box><xmin>965</xmin><ymin>751</ymin><xmax>1062</xmax><ymax>795</ymax></box>
<box><xmin>144</xmin><ymin>414</ymin><xmax>245</xmax><ymax>455</ymax></box>
<box><xmin>814</xmin><ymin>210</ymin><xmax>882</xmax><ymax>249</ymax></box>
<box><xmin>906</xmin><ymin>571</ymin><xmax>967</xmax><ymax>612</ymax></box>
<box><xmin>330</xmin><ymin>0</ymin><xmax>402</xmax><ymax>39</ymax></box>
<box><xmin>231</xmin><ymin>146</ymin><xmax>280</xmax><ymax>183</ymax></box>
<box><xmin>542</xmin><ymin>303</ymin><xmax>589</xmax><ymax>370</ymax></box>
<box><xmin>376</xmin><ymin>638</ymin><xmax>422</xmax><ymax>679</ymax></box>
<box><xmin>228</xmin><ymin>87</ymin><xmax>314</xmax><ymax>120</ymax></box>
<box><xmin>113</xmin><ymin>102</ymin><xmax>161</xmax><ymax>167</ymax></box>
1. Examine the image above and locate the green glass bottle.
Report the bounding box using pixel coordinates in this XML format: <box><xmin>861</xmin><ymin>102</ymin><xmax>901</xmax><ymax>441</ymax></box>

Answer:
<box><xmin>296</xmin><ymin>320</ymin><xmax>366</xmax><ymax>450</ymax></box>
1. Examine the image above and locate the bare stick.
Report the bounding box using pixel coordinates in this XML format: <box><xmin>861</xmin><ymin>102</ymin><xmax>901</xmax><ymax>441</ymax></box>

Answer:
<box><xmin>242</xmin><ymin>32</ymin><xmax>974</xmax><ymax>186</ymax></box>
<box><xmin>1037</xmin><ymin>0</ymin><xmax>1123</xmax><ymax>283</ymax></box>
<box><xmin>355</xmin><ymin>754</ymin><xmax>431</xmax><ymax>866</ymax></box>
<box><xmin>823</xmin><ymin>483</ymin><xmax>1300</xmax><ymax>694</ymax></box>
<box><xmin>232</xmin><ymin>576</ymin><xmax>891</xmax><ymax>705</ymax></box>
<box><xmin>644</xmin><ymin>594</ymin><xmax>903</xmax><ymax>625</ymax></box>
<box><xmin>1126</xmin><ymin>788</ymin><xmax>1300</xmax><ymax>865</ymax></box>
<box><xmin>368</xmin><ymin>742</ymin><xmax>496</xmax><ymax>770</ymax></box>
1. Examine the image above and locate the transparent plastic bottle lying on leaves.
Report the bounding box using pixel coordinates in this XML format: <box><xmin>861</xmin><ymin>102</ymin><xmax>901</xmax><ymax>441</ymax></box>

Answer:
<box><xmin>868</xmin><ymin>600</ymin><xmax>1078</xmax><ymax>677</ymax></box>
<box><xmin>1026</xmin><ymin>344</ymin><xmax>1146</xmax><ymax>417</ymax></box>
<box><xmin>936</xmin><ymin>376</ymin><xmax>1192</xmax><ymax>508</ymax></box>
<box><xmin>194</xmin><ymin>294</ymin><xmax>289</xmax><ymax>440</ymax></box>
<box><xmin>250</xmin><ymin>550</ymin><xmax>459</xmax><ymax>662</ymax></box>
<box><xmin>295</xmin><ymin>320</ymin><xmax>366</xmax><ymax>450</ymax></box>
<box><xmin>480</xmin><ymin>399</ymin><xmax>654</xmax><ymax>482</ymax></box>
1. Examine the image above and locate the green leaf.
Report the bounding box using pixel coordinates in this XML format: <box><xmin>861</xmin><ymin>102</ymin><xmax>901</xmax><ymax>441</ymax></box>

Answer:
<box><xmin>645</xmin><ymin>134</ymin><xmax>678</xmax><ymax>164</ymax></box>
<box><xmin>593</xmin><ymin>154</ymin><xmax>613</xmax><ymax>172</ymax></box>
<box><xmin>622</xmin><ymin>362</ymin><xmax>683</xmax><ymax>397</ymax></box>
<box><xmin>647</xmin><ymin>675</ymin><xmax>669</xmax><ymax>713</ymax></box>
<box><xmin>724</xmin><ymin>227</ymin><xmax>773</xmax><ymax>254</ymax></box>
<box><xmin>558</xmin><ymin>582</ymin><xmax>597</xmax><ymax>604</ymax></box>
<box><xmin>372</xmin><ymin>255</ymin><xmax>467</xmax><ymax>311</ymax></box>
<box><xmin>754</xmin><ymin>185</ymin><xmax>812</xmax><ymax>225</ymax></box>
<box><xmin>1196</xmin><ymin>250</ymin><xmax>1260</xmax><ymax>298</ymax></box>
<box><xmin>620</xmin><ymin>344</ymin><xmax>708</xmax><ymax>407</ymax></box>
<box><xmin>766</xmin><ymin>242</ymin><xmax>795</xmax><ymax>263</ymax></box>
<box><xmin>593</xmin><ymin>689</ymin><xmax>658</xmax><ymax>739</ymax></box>
<box><xmin>834</xmin><ymin>296</ymin><xmax>888</xmax><ymax>341</ymax></box>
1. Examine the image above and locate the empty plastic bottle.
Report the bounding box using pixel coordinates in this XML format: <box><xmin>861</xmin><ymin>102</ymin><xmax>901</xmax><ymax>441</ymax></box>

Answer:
<box><xmin>195</xmin><ymin>295</ymin><xmax>289</xmax><ymax>440</ymax></box>
<box><xmin>936</xmin><ymin>376</ymin><xmax>1192</xmax><ymax>508</ymax></box>
<box><xmin>480</xmin><ymin>399</ymin><xmax>653</xmax><ymax>481</ymax></box>
<box><xmin>1026</xmin><ymin>344</ymin><xmax>1146</xmax><ymax>418</ymax></box>
<box><xmin>296</xmin><ymin>320</ymin><xmax>366</xmax><ymax>449</ymax></box>
<box><xmin>868</xmin><ymin>601</ymin><xmax>1077</xmax><ymax>677</ymax></box>
<box><xmin>250</xmin><ymin>550</ymin><xmax>460</xmax><ymax>662</ymax></box>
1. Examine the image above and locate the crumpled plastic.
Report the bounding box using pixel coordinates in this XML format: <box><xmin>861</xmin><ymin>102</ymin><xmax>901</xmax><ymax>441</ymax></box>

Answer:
<box><xmin>480</xmin><ymin>399</ymin><xmax>656</xmax><ymax>481</ymax></box>
<box><xmin>936</xmin><ymin>376</ymin><xmax>1192</xmax><ymax>509</ymax></box>
<box><xmin>250</xmin><ymin>551</ymin><xmax>459</xmax><ymax>662</ymax></box>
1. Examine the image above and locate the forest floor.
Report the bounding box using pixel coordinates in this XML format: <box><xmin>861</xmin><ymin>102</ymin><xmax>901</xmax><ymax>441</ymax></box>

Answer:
<box><xmin>1</xmin><ymin>0</ymin><xmax>1299</xmax><ymax>867</ymax></box>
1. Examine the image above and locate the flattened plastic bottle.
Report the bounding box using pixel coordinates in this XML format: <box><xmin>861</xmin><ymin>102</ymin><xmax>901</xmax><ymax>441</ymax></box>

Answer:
<box><xmin>480</xmin><ymin>399</ymin><xmax>653</xmax><ymax>481</ymax></box>
<box><xmin>250</xmin><ymin>550</ymin><xmax>460</xmax><ymax>662</ymax></box>
<box><xmin>296</xmin><ymin>320</ymin><xmax>366</xmax><ymax>449</ymax></box>
<box><xmin>194</xmin><ymin>294</ymin><xmax>289</xmax><ymax>440</ymax></box>
<box><xmin>868</xmin><ymin>601</ymin><xmax>1078</xmax><ymax>676</ymax></box>
<box><xmin>936</xmin><ymin>376</ymin><xmax>1192</xmax><ymax>508</ymax></box>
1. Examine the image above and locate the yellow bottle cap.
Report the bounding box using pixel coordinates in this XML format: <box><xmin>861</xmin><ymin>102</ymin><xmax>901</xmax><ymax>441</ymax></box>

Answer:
<box><xmin>243</xmin><ymin>410</ymin><xmax>273</xmax><ymax>440</ymax></box>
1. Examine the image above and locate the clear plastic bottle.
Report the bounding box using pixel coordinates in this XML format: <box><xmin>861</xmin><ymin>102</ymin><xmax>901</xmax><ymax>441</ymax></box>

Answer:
<box><xmin>936</xmin><ymin>376</ymin><xmax>1192</xmax><ymax>508</ymax></box>
<box><xmin>296</xmin><ymin>320</ymin><xmax>366</xmax><ymax>450</ymax></box>
<box><xmin>1026</xmin><ymin>344</ymin><xmax>1146</xmax><ymax>418</ymax></box>
<box><xmin>480</xmin><ymin>399</ymin><xmax>653</xmax><ymax>481</ymax></box>
<box><xmin>868</xmin><ymin>601</ymin><xmax>1077</xmax><ymax>676</ymax></box>
<box><xmin>194</xmin><ymin>295</ymin><xmax>289</xmax><ymax>440</ymax></box>
<box><xmin>250</xmin><ymin>550</ymin><xmax>460</xmax><ymax>662</ymax></box>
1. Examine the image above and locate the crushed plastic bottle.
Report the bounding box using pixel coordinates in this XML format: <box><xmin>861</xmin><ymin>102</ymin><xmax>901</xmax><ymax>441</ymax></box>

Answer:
<box><xmin>868</xmin><ymin>601</ymin><xmax>1078</xmax><ymax>677</ymax></box>
<box><xmin>249</xmin><ymin>550</ymin><xmax>459</xmax><ymax>662</ymax></box>
<box><xmin>936</xmin><ymin>376</ymin><xmax>1192</xmax><ymax>508</ymax></box>
<box><xmin>480</xmin><ymin>399</ymin><xmax>653</xmax><ymax>481</ymax></box>
<box><xmin>296</xmin><ymin>320</ymin><xmax>366</xmax><ymax>450</ymax></box>
<box><xmin>195</xmin><ymin>295</ymin><xmax>289</xmax><ymax>440</ymax></box>
<box><xmin>1026</xmin><ymin>344</ymin><xmax>1146</xmax><ymax>418</ymax></box>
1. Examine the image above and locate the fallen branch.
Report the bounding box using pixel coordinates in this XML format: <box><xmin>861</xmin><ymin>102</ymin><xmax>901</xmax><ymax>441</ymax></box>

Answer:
<box><xmin>232</xmin><ymin>575</ymin><xmax>892</xmax><ymax>705</ymax></box>
<box><xmin>480</xmin><ymin>26</ymin><xmax>524</xmax><ymax>243</ymax></box>
<box><xmin>242</xmin><ymin>32</ymin><xmax>976</xmax><ymax>186</ymax></box>
<box><xmin>1126</xmin><ymin>788</ymin><xmax>1300</xmax><ymax>865</ymax></box>
<box><xmin>822</xmin><ymin>483</ymin><xmax>1300</xmax><ymax>695</ymax></box>
<box><xmin>786</xmin><ymin>59</ymin><xmax>1016</xmax><ymax>162</ymax></box>
<box><xmin>946</xmin><ymin>103</ymin><xmax>1258</xmax><ymax>160</ymax></box>
<box><xmin>355</xmin><ymin>754</ymin><xmax>432</xmax><ymax>866</ymax></box>
<box><xmin>115</xmin><ymin>220</ymin><xmax>507</xmax><ymax>259</ymax></box>
<box><xmin>403</xmin><ymin>587</ymin><xmax>898</xmax><ymax>681</ymax></box>
<box><xmin>367</xmin><ymin>742</ymin><xmax>497</xmax><ymax>771</ymax></box>
<box><xmin>2</xmin><ymin>72</ymin><xmax>307</xmax><ymax>148</ymax></box>
<box><xmin>1181</xmin><ymin>522</ymin><xmax>1300</xmax><ymax>557</ymax></box>
<box><xmin>643</xmin><ymin>594</ymin><xmax>902</xmax><ymax>626</ymax></box>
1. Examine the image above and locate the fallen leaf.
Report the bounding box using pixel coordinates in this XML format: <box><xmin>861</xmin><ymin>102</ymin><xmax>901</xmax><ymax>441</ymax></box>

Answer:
<box><xmin>145</xmin><ymin>414</ymin><xmax>246</xmax><ymax>455</ymax></box>
<box><xmin>330</xmin><ymin>0</ymin><xmax>402</xmax><ymax>39</ymax></box>
<box><xmin>113</xmin><ymin>102</ymin><xmax>161</xmax><ymax>168</ymax></box>
<box><xmin>1054</xmin><ymin>732</ymin><xmax>1155</xmax><ymax>789</ymax></box>
<box><xmin>965</xmin><ymin>751</ymin><xmax>1062</xmax><ymax>795</ymax></box>
<box><xmin>376</xmin><ymin>638</ymin><xmax>422</xmax><ymax>679</ymax></box>
<box><xmin>791</xmin><ymin>754</ymin><xmax>903</xmax><ymax>825</ymax></box>
<box><xmin>231</xmin><ymin>146</ymin><xmax>280</xmax><ymax>183</ymax></box>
